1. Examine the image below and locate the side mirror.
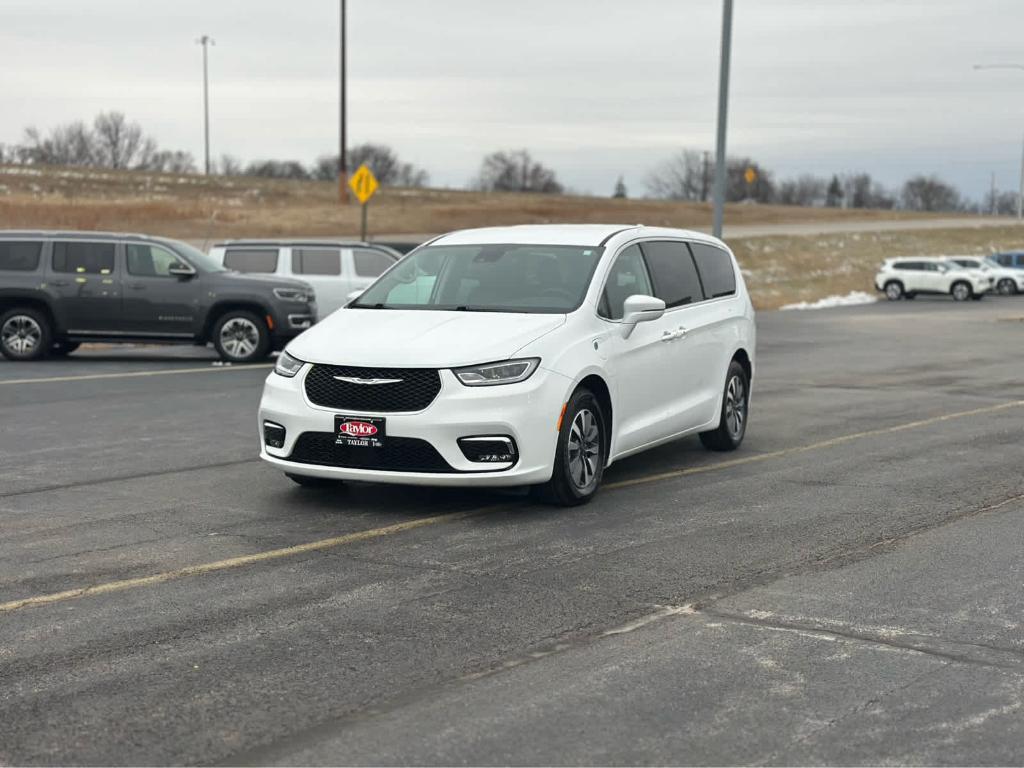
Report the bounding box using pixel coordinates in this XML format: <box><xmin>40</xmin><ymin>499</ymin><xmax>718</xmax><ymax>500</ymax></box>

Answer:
<box><xmin>621</xmin><ymin>294</ymin><xmax>666</xmax><ymax>338</ymax></box>
<box><xmin>168</xmin><ymin>263</ymin><xmax>196</xmax><ymax>278</ymax></box>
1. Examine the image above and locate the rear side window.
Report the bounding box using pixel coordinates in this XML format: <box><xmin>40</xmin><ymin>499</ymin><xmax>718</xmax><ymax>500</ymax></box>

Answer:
<box><xmin>640</xmin><ymin>241</ymin><xmax>704</xmax><ymax>308</ymax></box>
<box><xmin>354</xmin><ymin>248</ymin><xmax>395</xmax><ymax>277</ymax></box>
<box><xmin>891</xmin><ymin>261</ymin><xmax>918</xmax><ymax>271</ymax></box>
<box><xmin>0</xmin><ymin>241</ymin><xmax>42</xmax><ymax>271</ymax></box>
<box><xmin>689</xmin><ymin>243</ymin><xmax>736</xmax><ymax>298</ymax></box>
<box><xmin>292</xmin><ymin>248</ymin><xmax>341</xmax><ymax>276</ymax></box>
<box><xmin>224</xmin><ymin>248</ymin><xmax>278</xmax><ymax>273</ymax></box>
<box><xmin>52</xmin><ymin>241</ymin><xmax>115</xmax><ymax>274</ymax></box>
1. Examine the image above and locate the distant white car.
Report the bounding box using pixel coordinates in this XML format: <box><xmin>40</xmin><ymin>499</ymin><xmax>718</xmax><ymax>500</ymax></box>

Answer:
<box><xmin>874</xmin><ymin>258</ymin><xmax>991</xmax><ymax>301</ymax></box>
<box><xmin>209</xmin><ymin>240</ymin><xmax>401</xmax><ymax>317</ymax></box>
<box><xmin>945</xmin><ymin>256</ymin><xmax>1023</xmax><ymax>296</ymax></box>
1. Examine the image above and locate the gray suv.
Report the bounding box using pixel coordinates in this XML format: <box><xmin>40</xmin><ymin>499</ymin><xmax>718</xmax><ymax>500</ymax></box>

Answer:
<box><xmin>0</xmin><ymin>231</ymin><xmax>316</xmax><ymax>363</ymax></box>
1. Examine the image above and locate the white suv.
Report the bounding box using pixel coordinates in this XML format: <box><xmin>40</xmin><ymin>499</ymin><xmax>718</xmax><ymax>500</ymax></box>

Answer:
<box><xmin>946</xmin><ymin>256</ymin><xmax>1023</xmax><ymax>296</ymax></box>
<box><xmin>258</xmin><ymin>225</ymin><xmax>756</xmax><ymax>506</ymax></box>
<box><xmin>874</xmin><ymin>258</ymin><xmax>991</xmax><ymax>301</ymax></box>
<box><xmin>209</xmin><ymin>240</ymin><xmax>401</xmax><ymax>317</ymax></box>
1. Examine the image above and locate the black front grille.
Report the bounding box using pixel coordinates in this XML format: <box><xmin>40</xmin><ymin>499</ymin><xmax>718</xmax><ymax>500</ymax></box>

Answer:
<box><xmin>304</xmin><ymin>365</ymin><xmax>441</xmax><ymax>412</ymax></box>
<box><xmin>286</xmin><ymin>432</ymin><xmax>453</xmax><ymax>473</ymax></box>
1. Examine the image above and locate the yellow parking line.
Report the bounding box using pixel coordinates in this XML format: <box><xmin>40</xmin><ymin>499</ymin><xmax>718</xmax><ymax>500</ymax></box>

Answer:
<box><xmin>2</xmin><ymin>397</ymin><xmax>1022</xmax><ymax>614</ymax></box>
<box><xmin>0</xmin><ymin>363</ymin><xmax>273</xmax><ymax>386</ymax></box>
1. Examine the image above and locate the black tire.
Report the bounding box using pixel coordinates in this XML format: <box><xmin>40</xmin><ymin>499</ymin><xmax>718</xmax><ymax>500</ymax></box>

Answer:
<box><xmin>0</xmin><ymin>307</ymin><xmax>52</xmax><ymax>361</ymax></box>
<box><xmin>531</xmin><ymin>388</ymin><xmax>606</xmax><ymax>506</ymax></box>
<box><xmin>212</xmin><ymin>310</ymin><xmax>271</xmax><ymax>363</ymax></box>
<box><xmin>950</xmin><ymin>281</ymin><xmax>972</xmax><ymax>302</ymax></box>
<box><xmin>699</xmin><ymin>360</ymin><xmax>750</xmax><ymax>452</ymax></box>
<box><xmin>884</xmin><ymin>281</ymin><xmax>904</xmax><ymax>301</ymax></box>
<box><xmin>51</xmin><ymin>340</ymin><xmax>81</xmax><ymax>357</ymax></box>
<box><xmin>997</xmin><ymin>278</ymin><xmax>1018</xmax><ymax>296</ymax></box>
<box><xmin>285</xmin><ymin>473</ymin><xmax>345</xmax><ymax>488</ymax></box>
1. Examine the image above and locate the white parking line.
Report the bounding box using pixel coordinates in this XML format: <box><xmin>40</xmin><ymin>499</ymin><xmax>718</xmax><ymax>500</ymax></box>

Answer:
<box><xmin>0</xmin><ymin>363</ymin><xmax>274</xmax><ymax>386</ymax></box>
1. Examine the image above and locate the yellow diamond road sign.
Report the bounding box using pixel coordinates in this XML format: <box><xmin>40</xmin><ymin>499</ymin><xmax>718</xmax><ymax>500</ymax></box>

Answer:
<box><xmin>744</xmin><ymin>166</ymin><xmax>758</xmax><ymax>185</ymax></box>
<box><xmin>349</xmin><ymin>164</ymin><xmax>379</xmax><ymax>204</ymax></box>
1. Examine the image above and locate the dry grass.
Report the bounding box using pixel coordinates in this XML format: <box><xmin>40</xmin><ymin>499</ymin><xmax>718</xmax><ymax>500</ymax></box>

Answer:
<box><xmin>733</xmin><ymin>226</ymin><xmax>1024</xmax><ymax>309</ymax></box>
<box><xmin>1</xmin><ymin>164</ymin><xmax>945</xmax><ymax>240</ymax></box>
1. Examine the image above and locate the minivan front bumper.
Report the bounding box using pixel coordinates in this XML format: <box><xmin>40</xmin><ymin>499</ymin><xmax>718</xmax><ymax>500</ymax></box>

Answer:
<box><xmin>258</xmin><ymin>363</ymin><xmax>569</xmax><ymax>487</ymax></box>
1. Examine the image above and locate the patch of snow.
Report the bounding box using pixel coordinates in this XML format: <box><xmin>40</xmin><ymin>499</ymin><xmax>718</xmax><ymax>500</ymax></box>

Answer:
<box><xmin>780</xmin><ymin>291</ymin><xmax>877</xmax><ymax>311</ymax></box>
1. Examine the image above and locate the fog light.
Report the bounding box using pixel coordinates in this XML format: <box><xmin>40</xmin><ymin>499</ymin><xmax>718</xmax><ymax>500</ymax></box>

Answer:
<box><xmin>263</xmin><ymin>421</ymin><xmax>286</xmax><ymax>449</ymax></box>
<box><xmin>458</xmin><ymin>436</ymin><xmax>517</xmax><ymax>464</ymax></box>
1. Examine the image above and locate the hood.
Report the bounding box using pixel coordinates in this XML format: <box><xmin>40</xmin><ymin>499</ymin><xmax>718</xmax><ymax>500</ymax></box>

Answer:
<box><xmin>286</xmin><ymin>308</ymin><xmax>566</xmax><ymax>367</ymax></box>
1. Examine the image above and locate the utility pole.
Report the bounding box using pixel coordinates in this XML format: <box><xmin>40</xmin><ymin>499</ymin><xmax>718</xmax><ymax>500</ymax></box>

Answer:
<box><xmin>711</xmin><ymin>0</ymin><xmax>733</xmax><ymax>238</ymax></box>
<box><xmin>338</xmin><ymin>0</ymin><xmax>349</xmax><ymax>203</ymax></box>
<box><xmin>973</xmin><ymin>64</ymin><xmax>1024</xmax><ymax>220</ymax></box>
<box><xmin>197</xmin><ymin>35</ymin><xmax>214</xmax><ymax>175</ymax></box>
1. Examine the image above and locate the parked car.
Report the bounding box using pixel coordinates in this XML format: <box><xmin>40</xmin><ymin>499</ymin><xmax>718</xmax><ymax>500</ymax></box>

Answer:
<box><xmin>208</xmin><ymin>239</ymin><xmax>401</xmax><ymax>317</ymax></box>
<box><xmin>258</xmin><ymin>224</ymin><xmax>756</xmax><ymax>506</ymax></box>
<box><xmin>945</xmin><ymin>256</ymin><xmax>1024</xmax><ymax>295</ymax></box>
<box><xmin>992</xmin><ymin>251</ymin><xmax>1024</xmax><ymax>272</ymax></box>
<box><xmin>0</xmin><ymin>231</ymin><xmax>316</xmax><ymax>362</ymax></box>
<box><xmin>874</xmin><ymin>258</ymin><xmax>991</xmax><ymax>301</ymax></box>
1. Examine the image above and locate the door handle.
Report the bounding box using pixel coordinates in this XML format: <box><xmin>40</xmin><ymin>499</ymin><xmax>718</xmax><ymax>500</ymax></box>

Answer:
<box><xmin>50</xmin><ymin>280</ymin><xmax>69</xmax><ymax>287</ymax></box>
<box><xmin>661</xmin><ymin>330</ymin><xmax>676</xmax><ymax>342</ymax></box>
<box><xmin>128</xmin><ymin>283</ymin><xmax>146</xmax><ymax>290</ymax></box>
<box><xmin>676</xmin><ymin>326</ymin><xmax>689</xmax><ymax>339</ymax></box>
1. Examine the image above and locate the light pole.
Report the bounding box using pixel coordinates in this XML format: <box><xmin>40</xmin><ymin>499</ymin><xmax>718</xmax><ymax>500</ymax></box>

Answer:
<box><xmin>973</xmin><ymin>63</ymin><xmax>1024</xmax><ymax>220</ymax></box>
<box><xmin>711</xmin><ymin>0</ymin><xmax>733</xmax><ymax>238</ymax></box>
<box><xmin>197</xmin><ymin>35</ymin><xmax>215</xmax><ymax>175</ymax></box>
<box><xmin>338</xmin><ymin>0</ymin><xmax>349</xmax><ymax>204</ymax></box>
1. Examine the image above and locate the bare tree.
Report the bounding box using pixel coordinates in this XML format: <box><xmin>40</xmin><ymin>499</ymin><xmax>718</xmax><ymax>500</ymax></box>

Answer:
<box><xmin>313</xmin><ymin>144</ymin><xmax>429</xmax><ymax>187</ymax></box>
<box><xmin>22</xmin><ymin>122</ymin><xmax>96</xmax><ymax>166</ymax></box>
<box><xmin>645</xmin><ymin>150</ymin><xmax>706</xmax><ymax>200</ymax></box>
<box><xmin>92</xmin><ymin>112</ymin><xmax>154</xmax><ymax>169</ymax></box>
<box><xmin>244</xmin><ymin>159</ymin><xmax>310</xmax><ymax>180</ymax></box>
<box><xmin>983</xmin><ymin>189</ymin><xmax>1019</xmax><ymax>216</ymax></box>
<box><xmin>777</xmin><ymin>175</ymin><xmax>827</xmax><ymax>207</ymax></box>
<box><xmin>726</xmin><ymin>158</ymin><xmax>775</xmax><ymax>202</ymax></box>
<box><xmin>143</xmin><ymin>150</ymin><xmax>197</xmax><ymax>174</ymax></box>
<box><xmin>901</xmin><ymin>175</ymin><xmax>960</xmax><ymax>212</ymax></box>
<box><xmin>612</xmin><ymin>176</ymin><xmax>627</xmax><ymax>199</ymax></box>
<box><xmin>476</xmin><ymin>150</ymin><xmax>563</xmax><ymax>194</ymax></box>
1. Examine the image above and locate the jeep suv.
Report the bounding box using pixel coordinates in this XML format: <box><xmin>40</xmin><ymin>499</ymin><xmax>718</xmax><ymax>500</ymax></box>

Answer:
<box><xmin>0</xmin><ymin>231</ymin><xmax>316</xmax><ymax>362</ymax></box>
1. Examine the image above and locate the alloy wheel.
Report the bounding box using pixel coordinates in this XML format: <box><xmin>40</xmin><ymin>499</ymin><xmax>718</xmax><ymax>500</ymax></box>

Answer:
<box><xmin>885</xmin><ymin>283</ymin><xmax>902</xmax><ymax>300</ymax></box>
<box><xmin>219</xmin><ymin>317</ymin><xmax>259</xmax><ymax>359</ymax></box>
<box><xmin>952</xmin><ymin>283</ymin><xmax>970</xmax><ymax>301</ymax></box>
<box><xmin>725</xmin><ymin>374</ymin><xmax>747</xmax><ymax>440</ymax></box>
<box><xmin>997</xmin><ymin>279</ymin><xmax>1016</xmax><ymax>296</ymax></box>
<box><xmin>566</xmin><ymin>408</ymin><xmax>601</xmax><ymax>491</ymax></box>
<box><xmin>1</xmin><ymin>315</ymin><xmax>42</xmax><ymax>357</ymax></box>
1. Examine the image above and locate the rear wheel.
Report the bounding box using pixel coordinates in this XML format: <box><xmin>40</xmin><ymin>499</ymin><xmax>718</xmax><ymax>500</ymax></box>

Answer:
<box><xmin>951</xmin><ymin>281</ymin><xmax>972</xmax><ymax>302</ymax></box>
<box><xmin>997</xmin><ymin>278</ymin><xmax>1017</xmax><ymax>296</ymax></box>
<box><xmin>531</xmin><ymin>388</ymin><xmax>605</xmax><ymax>506</ymax></box>
<box><xmin>285</xmin><ymin>473</ymin><xmax>345</xmax><ymax>489</ymax></box>
<box><xmin>212</xmin><ymin>310</ymin><xmax>270</xmax><ymax>363</ymax></box>
<box><xmin>700</xmin><ymin>360</ymin><xmax>749</xmax><ymax>452</ymax></box>
<box><xmin>51</xmin><ymin>340</ymin><xmax>81</xmax><ymax>357</ymax></box>
<box><xmin>0</xmin><ymin>308</ymin><xmax>52</xmax><ymax>361</ymax></box>
<box><xmin>884</xmin><ymin>281</ymin><xmax>904</xmax><ymax>301</ymax></box>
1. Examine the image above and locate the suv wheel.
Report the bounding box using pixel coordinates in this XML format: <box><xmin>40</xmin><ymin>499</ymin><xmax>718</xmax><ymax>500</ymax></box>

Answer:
<box><xmin>212</xmin><ymin>310</ymin><xmax>270</xmax><ymax>363</ymax></box>
<box><xmin>699</xmin><ymin>360</ymin><xmax>749</xmax><ymax>452</ymax></box>
<box><xmin>997</xmin><ymin>278</ymin><xmax>1017</xmax><ymax>295</ymax></box>
<box><xmin>884</xmin><ymin>281</ymin><xmax>904</xmax><ymax>300</ymax></box>
<box><xmin>531</xmin><ymin>388</ymin><xmax>605</xmax><ymax>506</ymax></box>
<box><xmin>950</xmin><ymin>281</ymin><xmax>972</xmax><ymax>302</ymax></box>
<box><xmin>0</xmin><ymin>308</ymin><xmax>52</xmax><ymax>361</ymax></box>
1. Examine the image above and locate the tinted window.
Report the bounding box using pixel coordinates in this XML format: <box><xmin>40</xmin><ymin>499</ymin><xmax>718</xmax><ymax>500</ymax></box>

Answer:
<box><xmin>992</xmin><ymin>254</ymin><xmax>1011</xmax><ymax>266</ymax></box>
<box><xmin>293</xmin><ymin>248</ymin><xmax>341</xmax><ymax>276</ymax></box>
<box><xmin>640</xmin><ymin>241</ymin><xmax>704</xmax><ymax>307</ymax></box>
<box><xmin>126</xmin><ymin>244</ymin><xmax>182</xmax><ymax>277</ymax></box>
<box><xmin>52</xmin><ymin>241</ymin><xmax>115</xmax><ymax>274</ymax></box>
<box><xmin>0</xmin><ymin>241</ymin><xmax>42</xmax><ymax>271</ymax></box>
<box><xmin>689</xmin><ymin>243</ymin><xmax>736</xmax><ymax>298</ymax></box>
<box><xmin>600</xmin><ymin>244</ymin><xmax>654</xmax><ymax>320</ymax></box>
<box><xmin>354</xmin><ymin>248</ymin><xmax>395</xmax><ymax>277</ymax></box>
<box><xmin>224</xmin><ymin>248</ymin><xmax>278</xmax><ymax>273</ymax></box>
<box><xmin>892</xmin><ymin>261</ymin><xmax>919</xmax><ymax>271</ymax></box>
<box><xmin>953</xmin><ymin>259</ymin><xmax>979</xmax><ymax>268</ymax></box>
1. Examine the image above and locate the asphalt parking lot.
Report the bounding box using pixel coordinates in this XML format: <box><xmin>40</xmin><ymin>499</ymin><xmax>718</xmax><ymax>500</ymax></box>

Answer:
<box><xmin>2</xmin><ymin>297</ymin><xmax>1023</xmax><ymax>765</ymax></box>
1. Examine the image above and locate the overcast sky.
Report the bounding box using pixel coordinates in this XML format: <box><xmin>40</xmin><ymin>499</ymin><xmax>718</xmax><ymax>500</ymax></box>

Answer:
<box><xmin>4</xmin><ymin>0</ymin><xmax>1024</xmax><ymax>200</ymax></box>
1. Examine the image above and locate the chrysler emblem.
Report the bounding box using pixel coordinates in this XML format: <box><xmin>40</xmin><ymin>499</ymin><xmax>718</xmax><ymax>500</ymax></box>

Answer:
<box><xmin>333</xmin><ymin>375</ymin><xmax>403</xmax><ymax>385</ymax></box>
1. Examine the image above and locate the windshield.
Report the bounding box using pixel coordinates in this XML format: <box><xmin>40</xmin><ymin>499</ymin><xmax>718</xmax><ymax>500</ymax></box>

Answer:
<box><xmin>352</xmin><ymin>243</ymin><xmax>604</xmax><ymax>313</ymax></box>
<box><xmin>165</xmin><ymin>239</ymin><xmax>227</xmax><ymax>272</ymax></box>
<box><xmin>982</xmin><ymin>257</ymin><xmax>1002</xmax><ymax>270</ymax></box>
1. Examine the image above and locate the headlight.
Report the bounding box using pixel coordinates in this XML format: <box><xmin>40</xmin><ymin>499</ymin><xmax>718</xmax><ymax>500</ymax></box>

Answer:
<box><xmin>453</xmin><ymin>358</ymin><xmax>540</xmax><ymax>387</ymax></box>
<box><xmin>273</xmin><ymin>287</ymin><xmax>312</xmax><ymax>303</ymax></box>
<box><xmin>274</xmin><ymin>351</ymin><xmax>305</xmax><ymax>378</ymax></box>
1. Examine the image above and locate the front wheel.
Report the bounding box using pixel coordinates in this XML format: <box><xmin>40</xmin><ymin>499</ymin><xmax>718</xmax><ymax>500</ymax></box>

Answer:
<box><xmin>212</xmin><ymin>310</ymin><xmax>271</xmax><ymax>363</ymax></box>
<box><xmin>950</xmin><ymin>281</ymin><xmax>972</xmax><ymax>302</ymax></box>
<box><xmin>0</xmin><ymin>307</ymin><xmax>52</xmax><ymax>361</ymax></box>
<box><xmin>699</xmin><ymin>360</ymin><xmax>749</xmax><ymax>452</ymax></box>
<box><xmin>531</xmin><ymin>388</ymin><xmax>606</xmax><ymax>506</ymax></box>
<box><xmin>884</xmin><ymin>281</ymin><xmax>904</xmax><ymax>301</ymax></box>
<box><xmin>997</xmin><ymin>278</ymin><xmax>1018</xmax><ymax>296</ymax></box>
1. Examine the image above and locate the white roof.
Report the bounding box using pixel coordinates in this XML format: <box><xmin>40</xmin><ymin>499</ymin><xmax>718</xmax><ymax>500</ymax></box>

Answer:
<box><xmin>432</xmin><ymin>224</ymin><xmax>722</xmax><ymax>248</ymax></box>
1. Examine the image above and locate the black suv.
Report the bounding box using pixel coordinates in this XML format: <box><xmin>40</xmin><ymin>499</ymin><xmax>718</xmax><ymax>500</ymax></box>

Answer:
<box><xmin>0</xmin><ymin>231</ymin><xmax>316</xmax><ymax>362</ymax></box>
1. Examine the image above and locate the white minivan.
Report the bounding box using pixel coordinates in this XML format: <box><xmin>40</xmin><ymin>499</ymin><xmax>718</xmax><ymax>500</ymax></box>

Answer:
<box><xmin>258</xmin><ymin>225</ymin><xmax>756</xmax><ymax>506</ymax></box>
<box><xmin>209</xmin><ymin>240</ymin><xmax>401</xmax><ymax>317</ymax></box>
